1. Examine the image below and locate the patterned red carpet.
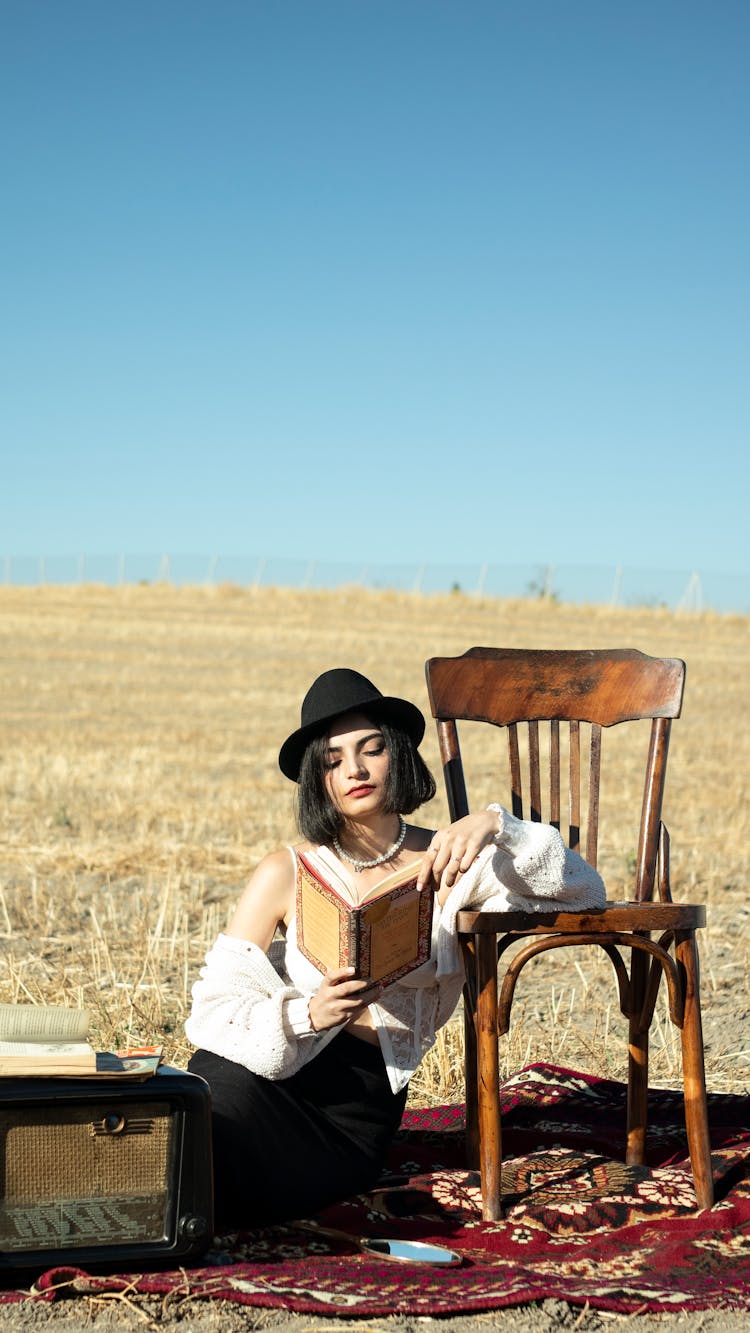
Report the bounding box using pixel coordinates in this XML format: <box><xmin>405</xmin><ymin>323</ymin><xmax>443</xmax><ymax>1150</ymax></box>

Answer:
<box><xmin>9</xmin><ymin>1064</ymin><xmax>750</xmax><ymax>1315</ymax></box>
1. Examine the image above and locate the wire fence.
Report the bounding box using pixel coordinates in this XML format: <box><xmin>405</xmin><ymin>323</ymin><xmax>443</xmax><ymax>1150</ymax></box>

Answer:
<box><xmin>2</xmin><ymin>554</ymin><xmax>748</xmax><ymax>615</ymax></box>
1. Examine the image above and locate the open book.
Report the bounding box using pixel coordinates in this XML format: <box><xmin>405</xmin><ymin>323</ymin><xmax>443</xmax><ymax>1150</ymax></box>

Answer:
<box><xmin>0</xmin><ymin>1004</ymin><xmax>96</xmax><ymax>1075</ymax></box>
<box><xmin>0</xmin><ymin>1005</ymin><xmax>163</xmax><ymax>1079</ymax></box>
<box><xmin>296</xmin><ymin>851</ymin><xmax>433</xmax><ymax>989</ymax></box>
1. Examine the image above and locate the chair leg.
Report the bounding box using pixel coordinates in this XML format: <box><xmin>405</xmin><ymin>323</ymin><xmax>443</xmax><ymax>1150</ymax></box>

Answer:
<box><xmin>626</xmin><ymin>948</ymin><xmax>649</xmax><ymax>1165</ymax></box>
<box><xmin>462</xmin><ymin>974</ymin><xmax>479</xmax><ymax>1170</ymax></box>
<box><xmin>675</xmin><ymin>930</ymin><xmax>714</xmax><ymax>1209</ymax></box>
<box><xmin>475</xmin><ymin>933</ymin><xmax>503</xmax><ymax>1221</ymax></box>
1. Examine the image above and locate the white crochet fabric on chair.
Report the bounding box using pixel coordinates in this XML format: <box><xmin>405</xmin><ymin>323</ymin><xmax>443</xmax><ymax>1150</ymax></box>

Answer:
<box><xmin>435</xmin><ymin>809</ymin><xmax>606</xmax><ymax>977</ymax></box>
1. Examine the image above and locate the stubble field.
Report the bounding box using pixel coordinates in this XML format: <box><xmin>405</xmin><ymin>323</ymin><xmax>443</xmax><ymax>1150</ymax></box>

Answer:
<box><xmin>0</xmin><ymin>583</ymin><xmax>749</xmax><ymax>1330</ymax></box>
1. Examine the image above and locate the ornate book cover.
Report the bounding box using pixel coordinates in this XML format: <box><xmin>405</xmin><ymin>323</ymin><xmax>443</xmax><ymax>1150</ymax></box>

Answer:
<box><xmin>295</xmin><ymin>852</ymin><xmax>434</xmax><ymax>989</ymax></box>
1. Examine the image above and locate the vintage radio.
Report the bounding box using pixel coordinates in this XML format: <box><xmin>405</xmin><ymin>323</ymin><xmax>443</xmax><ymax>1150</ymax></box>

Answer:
<box><xmin>0</xmin><ymin>1066</ymin><xmax>213</xmax><ymax>1275</ymax></box>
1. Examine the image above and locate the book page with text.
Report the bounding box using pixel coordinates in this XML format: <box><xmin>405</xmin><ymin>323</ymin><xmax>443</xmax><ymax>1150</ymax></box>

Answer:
<box><xmin>0</xmin><ymin>1005</ymin><xmax>91</xmax><ymax>1043</ymax></box>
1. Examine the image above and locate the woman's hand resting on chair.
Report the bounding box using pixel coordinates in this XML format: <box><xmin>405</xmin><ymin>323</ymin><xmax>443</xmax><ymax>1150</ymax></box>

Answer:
<box><xmin>417</xmin><ymin>810</ymin><xmax>500</xmax><ymax>901</ymax></box>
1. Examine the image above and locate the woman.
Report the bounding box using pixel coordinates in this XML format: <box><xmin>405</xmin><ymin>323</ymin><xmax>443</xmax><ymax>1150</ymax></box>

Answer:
<box><xmin>186</xmin><ymin>667</ymin><xmax>603</xmax><ymax>1230</ymax></box>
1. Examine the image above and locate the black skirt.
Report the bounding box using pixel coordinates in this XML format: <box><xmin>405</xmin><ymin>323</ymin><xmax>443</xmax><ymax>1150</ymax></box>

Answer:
<box><xmin>188</xmin><ymin>1030</ymin><xmax>407</xmax><ymax>1230</ymax></box>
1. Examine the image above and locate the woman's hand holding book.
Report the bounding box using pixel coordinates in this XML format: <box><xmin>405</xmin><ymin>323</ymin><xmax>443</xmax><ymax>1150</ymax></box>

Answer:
<box><xmin>307</xmin><ymin>968</ymin><xmax>382</xmax><ymax>1032</ymax></box>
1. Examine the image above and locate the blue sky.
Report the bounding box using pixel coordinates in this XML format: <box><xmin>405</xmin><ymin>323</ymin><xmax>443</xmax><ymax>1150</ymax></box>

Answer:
<box><xmin>2</xmin><ymin>1</ymin><xmax>748</xmax><ymax>587</ymax></box>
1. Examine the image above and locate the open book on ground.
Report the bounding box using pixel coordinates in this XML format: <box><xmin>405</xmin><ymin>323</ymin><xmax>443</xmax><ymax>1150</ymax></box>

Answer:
<box><xmin>0</xmin><ymin>1006</ymin><xmax>163</xmax><ymax>1079</ymax></box>
<box><xmin>296</xmin><ymin>851</ymin><xmax>433</xmax><ymax>989</ymax></box>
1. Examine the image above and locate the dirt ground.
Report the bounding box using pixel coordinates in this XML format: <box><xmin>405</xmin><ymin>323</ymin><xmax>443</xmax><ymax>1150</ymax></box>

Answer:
<box><xmin>0</xmin><ymin>1295</ymin><xmax>749</xmax><ymax>1332</ymax></box>
<box><xmin>1</xmin><ymin>587</ymin><xmax>749</xmax><ymax>1331</ymax></box>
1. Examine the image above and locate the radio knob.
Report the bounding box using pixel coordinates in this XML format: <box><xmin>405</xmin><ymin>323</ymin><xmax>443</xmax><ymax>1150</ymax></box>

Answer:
<box><xmin>101</xmin><ymin>1113</ymin><xmax>126</xmax><ymax>1134</ymax></box>
<box><xmin>179</xmin><ymin>1214</ymin><xmax>208</xmax><ymax>1239</ymax></box>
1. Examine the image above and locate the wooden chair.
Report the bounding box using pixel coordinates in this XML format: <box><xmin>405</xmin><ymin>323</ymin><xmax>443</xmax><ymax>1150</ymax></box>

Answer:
<box><xmin>425</xmin><ymin>647</ymin><xmax>712</xmax><ymax>1219</ymax></box>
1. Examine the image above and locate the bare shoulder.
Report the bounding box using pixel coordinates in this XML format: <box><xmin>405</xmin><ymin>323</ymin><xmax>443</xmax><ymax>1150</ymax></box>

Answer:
<box><xmin>226</xmin><ymin>846</ymin><xmax>297</xmax><ymax>948</ymax></box>
<box><xmin>252</xmin><ymin>845</ymin><xmax>298</xmax><ymax>882</ymax></box>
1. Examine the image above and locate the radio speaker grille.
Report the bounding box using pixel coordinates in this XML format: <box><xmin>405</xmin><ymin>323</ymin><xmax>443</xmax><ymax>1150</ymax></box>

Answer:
<box><xmin>2</xmin><ymin>1103</ymin><xmax>172</xmax><ymax>1202</ymax></box>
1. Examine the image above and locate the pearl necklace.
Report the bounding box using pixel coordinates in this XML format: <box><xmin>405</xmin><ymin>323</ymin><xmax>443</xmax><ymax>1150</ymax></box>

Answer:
<box><xmin>333</xmin><ymin>817</ymin><xmax>407</xmax><ymax>873</ymax></box>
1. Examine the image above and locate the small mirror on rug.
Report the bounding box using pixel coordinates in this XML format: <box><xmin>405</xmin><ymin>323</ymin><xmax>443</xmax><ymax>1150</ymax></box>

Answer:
<box><xmin>297</xmin><ymin>1221</ymin><xmax>463</xmax><ymax>1266</ymax></box>
<box><xmin>359</xmin><ymin>1238</ymin><xmax>462</xmax><ymax>1265</ymax></box>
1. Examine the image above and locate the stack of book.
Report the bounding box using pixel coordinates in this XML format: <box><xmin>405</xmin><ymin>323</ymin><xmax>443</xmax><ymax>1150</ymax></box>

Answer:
<box><xmin>0</xmin><ymin>1004</ymin><xmax>163</xmax><ymax>1079</ymax></box>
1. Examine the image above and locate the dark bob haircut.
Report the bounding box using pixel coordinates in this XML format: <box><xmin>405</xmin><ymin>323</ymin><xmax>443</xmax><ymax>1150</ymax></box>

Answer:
<box><xmin>295</xmin><ymin>716</ymin><xmax>436</xmax><ymax>845</ymax></box>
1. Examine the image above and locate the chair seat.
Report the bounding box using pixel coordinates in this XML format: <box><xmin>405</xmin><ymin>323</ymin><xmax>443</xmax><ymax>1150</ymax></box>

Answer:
<box><xmin>456</xmin><ymin>901</ymin><xmax>706</xmax><ymax>934</ymax></box>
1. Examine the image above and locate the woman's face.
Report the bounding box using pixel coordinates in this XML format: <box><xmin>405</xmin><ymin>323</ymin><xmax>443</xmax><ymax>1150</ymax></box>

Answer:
<box><xmin>323</xmin><ymin>711</ymin><xmax>390</xmax><ymax>819</ymax></box>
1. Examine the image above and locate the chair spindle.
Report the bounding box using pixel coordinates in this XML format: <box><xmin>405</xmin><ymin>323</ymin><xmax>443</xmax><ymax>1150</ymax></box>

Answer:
<box><xmin>586</xmin><ymin>723</ymin><xmax>602</xmax><ymax>869</ymax></box>
<box><xmin>569</xmin><ymin>720</ymin><xmax>581</xmax><ymax>851</ymax></box>
<box><xmin>528</xmin><ymin>720</ymin><xmax>541</xmax><ymax>822</ymax></box>
<box><xmin>550</xmin><ymin>719</ymin><xmax>561</xmax><ymax>830</ymax></box>
<box><xmin>508</xmin><ymin>723</ymin><xmax>523</xmax><ymax>819</ymax></box>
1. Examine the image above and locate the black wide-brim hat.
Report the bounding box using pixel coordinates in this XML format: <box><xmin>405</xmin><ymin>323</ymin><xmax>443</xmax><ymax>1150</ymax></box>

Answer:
<box><xmin>278</xmin><ymin>668</ymin><xmax>426</xmax><ymax>782</ymax></box>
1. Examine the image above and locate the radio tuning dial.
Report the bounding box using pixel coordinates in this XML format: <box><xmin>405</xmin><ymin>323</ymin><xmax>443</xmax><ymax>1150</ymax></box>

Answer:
<box><xmin>100</xmin><ymin>1112</ymin><xmax>126</xmax><ymax>1134</ymax></box>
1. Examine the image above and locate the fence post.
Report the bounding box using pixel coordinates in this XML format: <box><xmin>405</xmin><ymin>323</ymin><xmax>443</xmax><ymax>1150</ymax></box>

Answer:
<box><xmin>678</xmin><ymin>571</ymin><xmax>703</xmax><ymax>614</ymax></box>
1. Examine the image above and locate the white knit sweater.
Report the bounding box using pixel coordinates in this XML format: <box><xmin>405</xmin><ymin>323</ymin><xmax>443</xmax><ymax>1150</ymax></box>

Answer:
<box><xmin>185</xmin><ymin>809</ymin><xmax>605</xmax><ymax>1094</ymax></box>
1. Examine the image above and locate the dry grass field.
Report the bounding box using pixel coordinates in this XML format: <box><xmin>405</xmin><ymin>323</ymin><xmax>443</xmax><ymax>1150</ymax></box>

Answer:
<box><xmin>1</xmin><ymin>582</ymin><xmax>749</xmax><ymax>1104</ymax></box>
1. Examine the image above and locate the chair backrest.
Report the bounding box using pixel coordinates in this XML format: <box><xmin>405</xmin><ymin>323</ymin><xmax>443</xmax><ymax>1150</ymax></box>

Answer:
<box><xmin>424</xmin><ymin>648</ymin><xmax>685</xmax><ymax>903</ymax></box>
